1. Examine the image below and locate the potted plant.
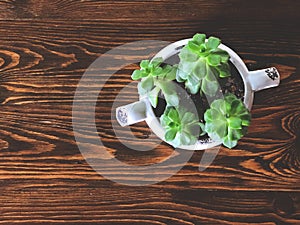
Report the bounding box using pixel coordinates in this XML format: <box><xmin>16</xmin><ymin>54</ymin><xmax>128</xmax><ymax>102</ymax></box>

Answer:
<box><xmin>116</xmin><ymin>33</ymin><xmax>280</xmax><ymax>150</ymax></box>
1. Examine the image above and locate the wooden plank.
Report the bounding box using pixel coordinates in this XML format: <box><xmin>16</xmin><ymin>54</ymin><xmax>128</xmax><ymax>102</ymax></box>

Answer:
<box><xmin>0</xmin><ymin>0</ymin><xmax>299</xmax><ymax>22</ymax></box>
<box><xmin>0</xmin><ymin>182</ymin><xmax>299</xmax><ymax>224</ymax></box>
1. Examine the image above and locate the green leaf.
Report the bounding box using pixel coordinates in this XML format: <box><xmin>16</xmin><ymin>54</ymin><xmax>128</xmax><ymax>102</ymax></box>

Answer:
<box><xmin>165</xmin><ymin>93</ymin><xmax>179</xmax><ymax>106</ymax></box>
<box><xmin>241</xmin><ymin>114</ymin><xmax>251</xmax><ymax>126</ymax></box>
<box><xmin>171</xmin><ymin>133</ymin><xmax>181</xmax><ymax>147</ymax></box>
<box><xmin>204</xmin><ymin>108</ymin><xmax>221</xmax><ymax>122</ymax></box>
<box><xmin>140</xmin><ymin>60</ymin><xmax>150</xmax><ymax>69</ymax></box>
<box><xmin>228</xmin><ymin>128</ymin><xmax>243</xmax><ymax>141</ymax></box>
<box><xmin>180</xmin><ymin>131</ymin><xmax>192</xmax><ymax>145</ymax></box>
<box><xmin>227</xmin><ymin>117</ymin><xmax>242</xmax><ymax>129</ymax></box>
<box><xmin>230</xmin><ymin>99</ymin><xmax>244</xmax><ymax>115</ymax></box>
<box><xmin>178</xmin><ymin>61</ymin><xmax>196</xmax><ymax>79</ymax></box>
<box><xmin>181</xmin><ymin>112</ymin><xmax>196</xmax><ymax>124</ymax></box>
<box><xmin>225</xmin><ymin>101</ymin><xmax>231</xmax><ymax>113</ymax></box>
<box><xmin>151</xmin><ymin>57</ymin><xmax>163</xmax><ymax>68</ymax></box>
<box><xmin>137</xmin><ymin>82</ymin><xmax>147</xmax><ymax>95</ymax></box>
<box><xmin>204</xmin><ymin>109</ymin><xmax>213</xmax><ymax>122</ymax></box>
<box><xmin>176</xmin><ymin>69</ymin><xmax>186</xmax><ymax>82</ymax></box>
<box><xmin>152</xmin><ymin>67</ymin><xmax>163</xmax><ymax>76</ymax></box>
<box><xmin>168</xmin><ymin>108</ymin><xmax>180</xmax><ymax>122</ymax></box>
<box><xmin>210</xmin><ymin>99</ymin><xmax>226</xmax><ymax>115</ymax></box>
<box><xmin>179</xmin><ymin>47</ymin><xmax>199</xmax><ymax>62</ymax></box>
<box><xmin>140</xmin><ymin>71</ymin><xmax>149</xmax><ymax>78</ymax></box>
<box><xmin>233</xmin><ymin>101</ymin><xmax>249</xmax><ymax>116</ymax></box>
<box><xmin>140</xmin><ymin>76</ymin><xmax>154</xmax><ymax>91</ymax></box>
<box><xmin>164</xmin><ymin>67</ymin><xmax>176</xmax><ymax>80</ymax></box>
<box><xmin>216</xmin><ymin>63</ymin><xmax>231</xmax><ymax>78</ymax></box>
<box><xmin>187</xmin><ymin>41</ymin><xmax>201</xmax><ymax>52</ymax></box>
<box><xmin>148</xmin><ymin>86</ymin><xmax>160</xmax><ymax>108</ymax></box>
<box><xmin>201</xmin><ymin>78</ymin><xmax>218</xmax><ymax>96</ymax></box>
<box><xmin>193</xmin><ymin>33</ymin><xmax>206</xmax><ymax>45</ymax></box>
<box><xmin>206</xmin><ymin>65</ymin><xmax>217</xmax><ymax>82</ymax></box>
<box><xmin>187</xmin><ymin>72</ymin><xmax>200</xmax><ymax>85</ymax></box>
<box><xmin>207</xmin><ymin>54</ymin><xmax>221</xmax><ymax>66</ymax></box>
<box><xmin>207</xmin><ymin>130</ymin><xmax>222</xmax><ymax>141</ymax></box>
<box><xmin>131</xmin><ymin>70</ymin><xmax>143</xmax><ymax>80</ymax></box>
<box><xmin>211</xmin><ymin>49</ymin><xmax>230</xmax><ymax>63</ymax></box>
<box><xmin>213</xmin><ymin>119</ymin><xmax>227</xmax><ymax>138</ymax></box>
<box><xmin>225</xmin><ymin>93</ymin><xmax>236</xmax><ymax>104</ymax></box>
<box><xmin>193</xmin><ymin>59</ymin><xmax>206</xmax><ymax>79</ymax></box>
<box><xmin>186</xmin><ymin>122</ymin><xmax>200</xmax><ymax>135</ymax></box>
<box><xmin>160</xmin><ymin>114</ymin><xmax>170</xmax><ymax>127</ymax></box>
<box><xmin>185</xmin><ymin>80</ymin><xmax>201</xmax><ymax>94</ymax></box>
<box><xmin>205</xmin><ymin>36</ymin><xmax>221</xmax><ymax>50</ymax></box>
<box><xmin>223</xmin><ymin>136</ymin><xmax>238</xmax><ymax>148</ymax></box>
<box><xmin>165</xmin><ymin>129</ymin><xmax>177</xmax><ymax>141</ymax></box>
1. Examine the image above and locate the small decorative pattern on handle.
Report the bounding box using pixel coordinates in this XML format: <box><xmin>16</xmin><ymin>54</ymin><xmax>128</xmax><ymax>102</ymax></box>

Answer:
<box><xmin>116</xmin><ymin>100</ymin><xmax>147</xmax><ymax>127</ymax></box>
<box><xmin>248</xmin><ymin>67</ymin><xmax>280</xmax><ymax>92</ymax></box>
<box><xmin>117</xmin><ymin>108</ymin><xmax>128</xmax><ymax>125</ymax></box>
<box><xmin>265</xmin><ymin>67</ymin><xmax>279</xmax><ymax>81</ymax></box>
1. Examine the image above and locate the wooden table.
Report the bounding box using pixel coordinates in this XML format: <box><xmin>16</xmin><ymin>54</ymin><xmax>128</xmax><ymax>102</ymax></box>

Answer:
<box><xmin>0</xmin><ymin>1</ymin><xmax>299</xmax><ymax>224</ymax></box>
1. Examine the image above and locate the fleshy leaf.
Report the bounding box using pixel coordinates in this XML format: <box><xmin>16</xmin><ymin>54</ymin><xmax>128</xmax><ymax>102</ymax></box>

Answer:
<box><xmin>216</xmin><ymin>63</ymin><xmax>231</xmax><ymax>78</ymax></box>
<box><xmin>227</xmin><ymin>117</ymin><xmax>242</xmax><ymax>129</ymax></box>
<box><xmin>212</xmin><ymin>49</ymin><xmax>230</xmax><ymax>63</ymax></box>
<box><xmin>168</xmin><ymin>108</ymin><xmax>180</xmax><ymax>122</ymax></box>
<box><xmin>193</xmin><ymin>59</ymin><xmax>206</xmax><ymax>79</ymax></box>
<box><xmin>165</xmin><ymin>93</ymin><xmax>179</xmax><ymax>106</ymax></box>
<box><xmin>140</xmin><ymin>60</ymin><xmax>150</xmax><ymax>69</ymax></box>
<box><xmin>151</xmin><ymin>57</ymin><xmax>163</xmax><ymax>68</ymax></box>
<box><xmin>201</xmin><ymin>78</ymin><xmax>218</xmax><ymax>96</ymax></box>
<box><xmin>188</xmin><ymin>41</ymin><xmax>201</xmax><ymax>52</ymax></box>
<box><xmin>223</xmin><ymin>136</ymin><xmax>238</xmax><ymax>148</ymax></box>
<box><xmin>205</xmin><ymin>37</ymin><xmax>221</xmax><ymax>50</ymax></box>
<box><xmin>193</xmin><ymin>33</ymin><xmax>206</xmax><ymax>45</ymax></box>
<box><xmin>181</xmin><ymin>112</ymin><xmax>197</xmax><ymax>125</ymax></box>
<box><xmin>207</xmin><ymin>54</ymin><xmax>221</xmax><ymax>66</ymax></box>
<box><xmin>140</xmin><ymin>76</ymin><xmax>154</xmax><ymax>91</ymax></box>
<box><xmin>210</xmin><ymin>99</ymin><xmax>226</xmax><ymax>115</ymax></box>
<box><xmin>185</xmin><ymin>80</ymin><xmax>201</xmax><ymax>94</ymax></box>
<box><xmin>165</xmin><ymin>129</ymin><xmax>177</xmax><ymax>141</ymax></box>
<box><xmin>148</xmin><ymin>86</ymin><xmax>160</xmax><ymax>108</ymax></box>
<box><xmin>131</xmin><ymin>70</ymin><xmax>143</xmax><ymax>80</ymax></box>
<box><xmin>179</xmin><ymin>47</ymin><xmax>199</xmax><ymax>62</ymax></box>
<box><xmin>137</xmin><ymin>82</ymin><xmax>147</xmax><ymax>95</ymax></box>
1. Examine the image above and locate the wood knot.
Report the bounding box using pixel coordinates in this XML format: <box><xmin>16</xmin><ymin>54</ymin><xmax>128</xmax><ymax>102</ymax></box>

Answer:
<box><xmin>273</xmin><ymin>193</ymin><xmax>295</xmax><ymax>216</ymax></box>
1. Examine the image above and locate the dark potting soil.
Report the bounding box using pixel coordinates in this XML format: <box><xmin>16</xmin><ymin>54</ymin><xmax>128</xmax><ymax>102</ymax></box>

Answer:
<box><xmin>153</xmin><ymin>56</ymin><xmax>244</xmax><ymax>140</ymax></box>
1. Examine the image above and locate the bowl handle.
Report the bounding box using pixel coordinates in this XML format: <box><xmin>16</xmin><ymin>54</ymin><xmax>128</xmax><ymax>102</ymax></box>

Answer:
<box><xmin>247</xmin><ymin>67</ymin><xmax>280</xmax><ymax>92</ymax></box>
<box><xmin>116</xmin><ymin>100</ymin><xmax>147</xmax><ymax>127</ymax></box>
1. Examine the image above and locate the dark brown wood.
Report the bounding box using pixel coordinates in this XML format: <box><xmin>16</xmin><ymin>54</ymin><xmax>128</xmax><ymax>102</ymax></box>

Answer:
<box><xmin>0</xmin><ymin>1</ymin><xmax>299</xmax><ymax>224</ymax></box>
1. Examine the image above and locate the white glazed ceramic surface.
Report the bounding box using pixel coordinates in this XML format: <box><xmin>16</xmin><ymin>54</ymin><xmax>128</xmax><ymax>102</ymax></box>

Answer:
<box><xmin>116</xmin><ymin>38</ymin><xmax>280</xmax><ymax>150</ymax></box>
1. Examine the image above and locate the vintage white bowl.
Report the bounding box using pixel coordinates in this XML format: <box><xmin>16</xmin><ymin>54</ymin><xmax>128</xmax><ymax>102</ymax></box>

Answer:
<box><xmin>116</xmin><ymin>38</ymin><xmax>280</xmax><ymax>150</ymax></box>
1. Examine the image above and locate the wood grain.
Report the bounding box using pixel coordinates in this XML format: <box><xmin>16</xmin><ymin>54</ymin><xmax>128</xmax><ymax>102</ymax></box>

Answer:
<box><xmin>0</xmin><ymin>0</ymin><xmax>299</xmax><ymax>22</ymax></box>
<box><xmin>0</xmin><ymin>0</ymin><xmax>299</xmax><ymax>224</ymax></box>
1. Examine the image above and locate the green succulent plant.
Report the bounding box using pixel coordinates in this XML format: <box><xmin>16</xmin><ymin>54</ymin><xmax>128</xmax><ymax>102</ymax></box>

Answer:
<box><xmin>204</xmin><ymin>93</ymin><xmax>251</xmax><ymax>148</ymax></box>
<box><xmin>176</xmin><ymin>33</ymin><xmax>231</xmax><ymax>96</ymax></box>
<box><xmin>160</xmin><ymin>106</ymin><xmax>206</xmax><ymax>147</ymax></box>
<box><xmin>131</xmin><ymin>57</ymin><xmax>179</xmax><ymax>108</ymax></box>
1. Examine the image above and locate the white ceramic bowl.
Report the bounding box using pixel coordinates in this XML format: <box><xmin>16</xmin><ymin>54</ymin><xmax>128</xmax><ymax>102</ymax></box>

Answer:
<box><xmin>116</xmin><ymin>38</ymin><xmax>280</xmax><ymax>150</ymax></box>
